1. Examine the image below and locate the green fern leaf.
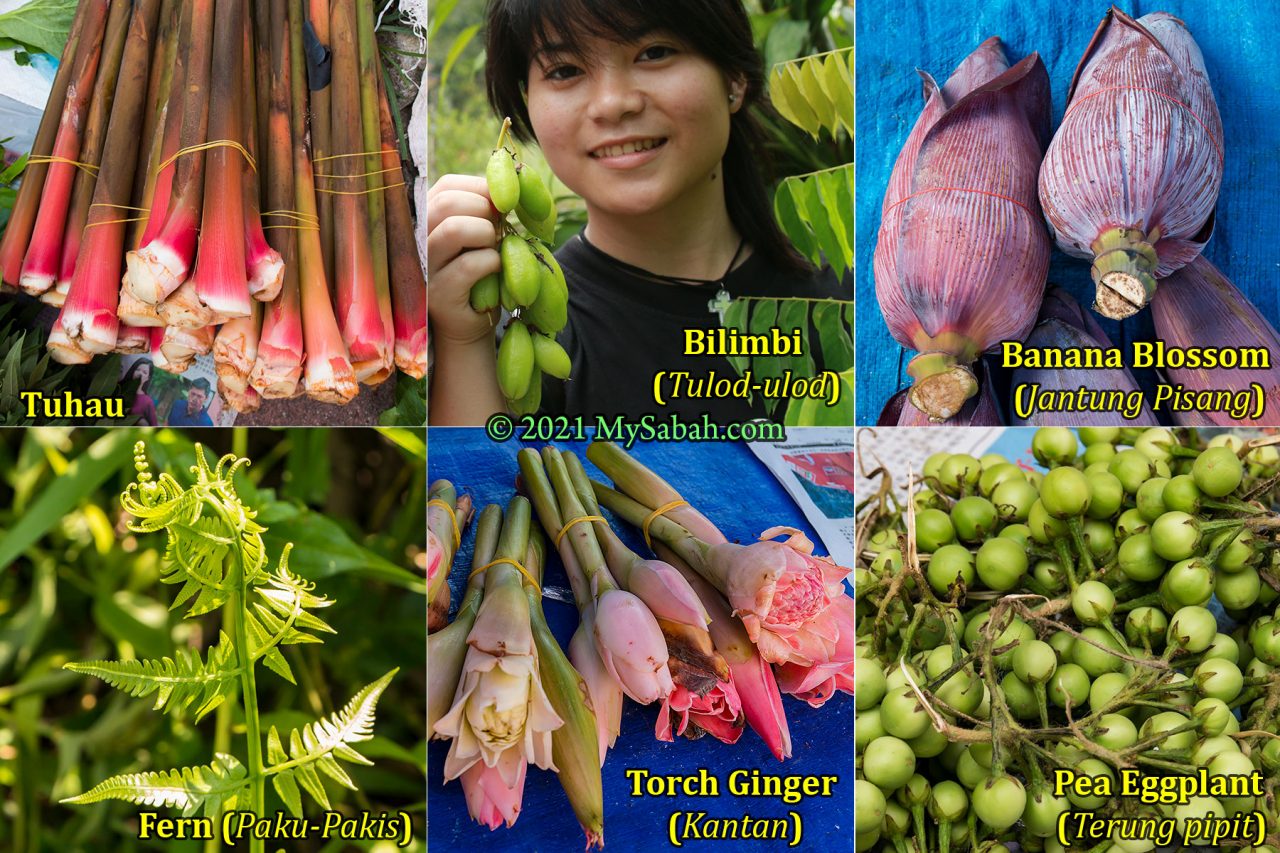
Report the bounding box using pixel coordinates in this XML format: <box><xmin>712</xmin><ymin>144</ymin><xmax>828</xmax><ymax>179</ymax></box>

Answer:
<box><xmin>65</xmin><ymin>632</ymin><xmax>240</xmax><ymax>721</ymax></box>
<box><xmin>247</xmin><ymin>547</ymin><xmax>337</xmax><ymax>680</ymax></box>
<box><xmin>61</xmin><ymin>753</ymin><xmax>248</xmax><ymax>818</ymax></box>
<box><xmin>265</xmin><ymin>670</ymin><xmax>397</xmax><ymax>817</ymax></box>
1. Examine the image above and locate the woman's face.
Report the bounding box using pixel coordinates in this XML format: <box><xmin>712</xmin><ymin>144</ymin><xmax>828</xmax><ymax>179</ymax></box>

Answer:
<box><xmin>525</xmin><ymin>30</ymin><xmax>741</xmax><ymax>220</ymax></box>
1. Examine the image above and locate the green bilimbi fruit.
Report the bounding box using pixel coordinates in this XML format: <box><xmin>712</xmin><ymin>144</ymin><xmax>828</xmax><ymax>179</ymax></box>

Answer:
<box><xmin>486</xmin><ymin>149</ymin><xmax>520</xmax><ymax>213</ymax></box>
<box><xmin>470</xmin><ymin>272</ymin><xmax>500</xmax><ymax>312</ymax></box>
<box><xmin>501</xmin><ymin>234</ymin><xmax>542</xmax><ymax>307</ymax></box>
<box><xmin>525</xmin><ymin>251</ymin><xmax>569</xmax><ymax>333</ymax></box>
<box><xmin>510</xmin><ymin>365</ymin><xmax>543</xmax><ymax>415</ymax></box>
<box><xmin>497</xmin><ymin>321</ymin><xmax>535</xmax><ymax>400</ymax></box>
<box><xmin>517</xmin><ymin>165</ymin><xmax>553</xmax><ymax>221</ymax></box>
<box><xmin>517</xmin><ymin>201</ymin><xmax>557</xmax><ymax>243</ymax></box>
<box><xmin>533</xmin><ymin>333</ymin><xmax>572</xmax><ymax>379</ymax></box>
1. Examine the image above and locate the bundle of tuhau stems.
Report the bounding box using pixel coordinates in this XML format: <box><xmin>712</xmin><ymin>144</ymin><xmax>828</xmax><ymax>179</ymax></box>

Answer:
<box><xmin>1</xmin><ymin>0</ymin><xmax>427</xmax><ymax>413</ymax></box>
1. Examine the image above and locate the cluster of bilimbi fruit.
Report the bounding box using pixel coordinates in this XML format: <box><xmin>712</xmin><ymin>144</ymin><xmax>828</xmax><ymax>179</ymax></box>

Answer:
<box><xmin>470</xmin><ymin>134</ymin><xmax>572</xmax><ymax>414</ymax></box>
<box><xmin>855</xmin><ymin>427</ymin><xmax>1280</xmax><ymax>853</ymax></box>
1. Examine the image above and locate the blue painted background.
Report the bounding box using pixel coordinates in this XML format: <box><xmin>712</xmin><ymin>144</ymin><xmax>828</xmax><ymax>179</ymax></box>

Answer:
<box><xmin>855</xmin><ymin>0</ymin><xmax>1280</xmax><ymax>424</ymax></box>
<box><xmin>427</xmin><ymin>431</ymin><xmax>856</xmax><ymax>851</ymax></box>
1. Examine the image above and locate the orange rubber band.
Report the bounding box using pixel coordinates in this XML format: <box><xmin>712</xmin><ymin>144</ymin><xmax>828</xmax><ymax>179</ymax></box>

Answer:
<box><xmin>428</xmin><ymin>498</ymin><xmax>461</xmax><ymax>547</ymax></box>
<box><xmin>556</xmin><ymin>515</ymin><xmax>606</xmax><ymax>549</ymax></box>
<box><xmin>642</xmin><ymin>500</ymin><xmax>689</xmax><ymax>550</ymax></box>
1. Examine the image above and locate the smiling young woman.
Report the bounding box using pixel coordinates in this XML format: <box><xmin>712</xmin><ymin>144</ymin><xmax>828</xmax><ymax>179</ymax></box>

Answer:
<box><xmin>426</xmin><ymin>0</ymin><xmax>847</xmax><ymax>425</ymax></box>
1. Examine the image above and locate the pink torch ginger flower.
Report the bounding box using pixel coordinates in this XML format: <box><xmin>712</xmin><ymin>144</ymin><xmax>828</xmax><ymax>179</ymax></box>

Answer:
<box><xmin>460</xmin><ymin>756</ymin><xmax>527</xmax><ymax>829</ymax></box>
<box><xmin>434</xmin><ymin>582</ymin><xmax>563</xmax><ymax>783</ymax></box>
<box><xmin>657</xmin><ymin>679</ymin><xmax>744</xmax><ymax>745</ymax></box>
<box><xmin>774</xmin><ymin>594</ymin><xmax>857</xmax><ymax>707</ymax></box>
<box><xmin>592</xmin><ymin>588</ymin><xmax>675</xmax><ymax>705</ymax></box>
<box><xmin>704</xmin><ymin>527</ymin><xmax>854</xmax><ymax>671</ymax></box>
<box><xmin>568</xmin><ymin>614</ymin><xmax>623</xmax><ymax>764</ymax></box>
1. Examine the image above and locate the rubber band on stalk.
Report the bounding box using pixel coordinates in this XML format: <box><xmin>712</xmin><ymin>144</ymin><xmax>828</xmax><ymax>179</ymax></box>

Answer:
<box><xmin>314</xmin><ymin>181</ymin><xmax>406</xmax><ymax>196</ymax></box>
<box><xmin>85</xmin><ymin>216</ymin><xmax>148</xmax><ymax>228</ymax></box>
<box><xmin>556</xmin><ymin>515</ymin><xmax>606</xmax><ymax>549</ymax></box>
<box><xmin>26</xmin><ymin>155</ymin><xmax>99</xmax><ymax>176</ymax></box>
<box><xmin>313</xmin><ymin>148</ymin><xmax>398</xmax><ymax>163</ymax></box>
<box><xmin>313</xmin><ymin>166</ymin><xmax>401</xmax><ymax>180</ymax></box>
<box><xmin>642</xmin><ymin>500</ymin><xmax>689</xmax><ymax>549</ymax></box>
<box><xmin>156</xmin><ymin>139</ymin><xmax>257</xmax><ymax>175</ymax></box>
<box><xmin>470</xmin><ymin>557</ymin><xmax>539</xmax><ymax>592</ymax></box>
<box><xmin>428</xmin><ymin>498</ymin><xmax>461</xmax><ymax>547</ymax></box>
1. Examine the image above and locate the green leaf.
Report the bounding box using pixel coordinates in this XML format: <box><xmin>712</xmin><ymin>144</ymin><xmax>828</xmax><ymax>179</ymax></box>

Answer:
<box><xmin>61</xmin><ymin>753</ymin><xmax>248</xmax><ymax>818</ymax></box>
<box><xmin>721</xmin><ymin>298</ymin><xmax>751</xmax><ymax>378</ymax></box>
<box><xmin>282</xmin><ymin>430</ymin><xmax>330</xmax><ymax>505</ymax></box>
<box><xmin>773</xmin><ymin>176</ymin><xmax>819</xmax><ymax>265</ymax></box>
<box><xmin>91</xmin><ymin>591</ymin><xmax>171</xmax><ymax>661</ymax></box>
<box><xmin>776</xmin><ymin>299</ymin><xmax>814</xmax><ymax>379</ymax></box>
<box><xmin>814</xmin><ymin>168</ymin><xmax>854</xmax><ymax>274</ymax></box>
<box><xmin>748</xmin><ymin>300</ymin><xmax>782</xmax><ymax>416</ymax></box>
<box><xmin>813</xmin><ymin>302</ymin><xmax>855</xmax><ymax>373</ymax></box>
<box><xmin>265</xmin><ymin>670</ymin><xmax>398</xmax><ymax>818</ymax></box>
<box><xmin>0</xmin><ymin>0</ymin><xmax>78</xmax><ymax>57</ymax></box>
<box><xmin>378</xmin><ymin>427</ymin><xmax>426</xmax><ymax>461</ymax></box>
<box><xmin>0</xmin><ymin>151</ymin><xmax>28</xmax><ymax>184</ymax></box>
<box><xmin>439</xmin><ymin>23</ymin><xmax>480</xmax><ymax>92</ymax></box>
<box><xmin>793</xmin><ymin>174</ymin><xmax>846</xmax><ymax>279</ymax></box>
<box><xmin>65</xmin><ymin>633</ymin><xmax>239</xmax><ymax>722</ymax></box>
<box><xmin>258</xmin><ymin>503</ymin><xmax>425</xmax><ymax>591</ymax></box>
<box><xmin>764</xmin><ymin>19</ymin><xmax>809</xmax><ymax>69</ymax></box>
<box><xmin>0</xmin><ymin>557</ymin><xmax>55</xmax><ymax>678</ymax></box>
<box><xmin>0</xmin><ymin>429</ymin><xmax>135</xmax><ymax>571</ymax></box>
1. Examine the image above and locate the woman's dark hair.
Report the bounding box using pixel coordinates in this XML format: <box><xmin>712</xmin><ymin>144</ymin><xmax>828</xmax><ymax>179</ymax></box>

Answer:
<box><xmin>485</xmin><ymin>0</ymin><xmax>811</xmax><ymax>274</ymax></box>
<box><xmin>122</xmin><ymin>359</ymin><xmax>152</xmax><ymax>394</ymax></box>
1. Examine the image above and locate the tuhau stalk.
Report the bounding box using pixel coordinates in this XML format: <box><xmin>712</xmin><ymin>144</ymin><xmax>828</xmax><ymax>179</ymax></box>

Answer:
<box><xmin>113</xmin><ymin>324</ymin><xmax>152</xmax><ymax>355</ymax></box>
<box><xmin>16</xmin><ymin>1</ymin><xmax>111</xmax><ymax>296</ymax></box>
<box><xmin>241</xmin><ymin>6</ymin><xmax>284</xmax><ymax>304</ymax></box>
<box><xmin>355</xmin><ymin>0</ymin><xmax>395</xmax><ymax>384</ymax></box>
<box><xmin>288</xmin><ymin>0</ymin><xmax>358</xmax><ymax>404</ymax></box>
<box><xmin>53</xmin><ymin>0</ymin><xmax>164</xmax><ymax>361</ymax></box>
<box><xmin>329</xmin><ymin>0</ymin><xmax>391</xmax><ymax>383</ymax></box>
<box><xmin>174</xmin><ymin>0</ymin><xmax>251</xmax><ymax>326</ymax></box>
<box><xmin>250</xmin><ymin>0</ymin><xmax>304</xmax><ymax>398</ymax></box>
<box><xmin>117</xmin><ymin>288</ymin><xmax>164</xmax><ymax>327</ymax></box>
<box><xmin>1008</xmin><ymin>286</ymin><xmax>1157</xmax><ymax>426</ymax></box>
<box><xmin>125</xmin><ymin>0</ymin><xmax>215</xmax><ymax>305</ymax></box>
<box><xmin>1039</xmin><ymin>9</ymin><xmax>1222</xmax><ymax>319</ymax></box>
<box><xmin>378</xmin><ymin>76</ymin><xmax>427</xmax><ymax>379</ymax></box>
<box><xmin>131</xmin><ymin>0</ymin><xmax>189</xmax><ymax>256</ymax></box>
<box><xmin>49</xmin><ymin>0</ymin><xmax>133</xmax><ymax>307</ymax></box>
<box><xmin>522</xmin><ymin>530</ymin><xmax>606</xmax><ymax>850</ymax></box>
<box><xmin>213</xmin><ymin>300</ymin><xmax>262</xmax><ymax>410</ymax></box>
<box><xmin>0</xmin><ymin>0</ymin><xmax>95</xmax><ymax>286</ymax></box>
<box><xmin>127</xmin><ymin>0</ymin><xmax>182</xmax><ymax>254</ymax></box>
<box><xmin>307</xmin><ymin>0</ymin><xmax>335</xmax><ymax>286</ymax></box>
<box><xmin>1150</xmin><ymin>256</ymin><xmax>1280</xmax><ymax>426</ymax></box>
<box><xmin>159</xmin><ymin>323</ymin><xmax>215</xmax><ymax>373</ymax></box>
<box><xmin>873</xmin><ymin>37</ymin><xmax>1052</xmax><ymax>422</ymax></box>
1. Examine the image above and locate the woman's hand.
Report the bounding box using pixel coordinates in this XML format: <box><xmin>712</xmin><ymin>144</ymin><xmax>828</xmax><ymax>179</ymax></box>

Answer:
<box><xmin>427</xmin><ymin>174</ymin><xmax>503</xmax><ymax>345</ymax></box>
<box><xmin>427</xmin><ymin>174</ymin><xmax>509</xmax><ymax>424</ymax></box>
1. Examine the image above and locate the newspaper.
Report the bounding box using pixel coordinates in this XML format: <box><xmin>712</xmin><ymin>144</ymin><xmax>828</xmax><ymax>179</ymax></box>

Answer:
<box><xmin>119</xmin><ymin>353</ymin><xmax>237</xmax><ymax>427</ymax></box>
<box><xmin>747</xmin><ymin>427</ymin><xmax>856</xmax><ymax>567</ymax></box>
<box><xmin>855</xmin><ymin>427</ymin><xmax>1040</xmax><ymax>502</ymax></box>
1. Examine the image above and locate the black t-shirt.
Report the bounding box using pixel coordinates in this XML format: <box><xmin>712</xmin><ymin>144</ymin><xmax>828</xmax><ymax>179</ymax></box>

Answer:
<box><xmin>539</xmin><ymin>235</ymin><xmax>848</xmax><ymax>420</ymax></box>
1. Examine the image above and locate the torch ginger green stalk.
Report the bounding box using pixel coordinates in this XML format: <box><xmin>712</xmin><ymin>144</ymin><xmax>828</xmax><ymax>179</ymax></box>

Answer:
<box><xmin>434</xmin><ymin>497</ymin><xmax>563</xmax><ymax>828</ymax></box>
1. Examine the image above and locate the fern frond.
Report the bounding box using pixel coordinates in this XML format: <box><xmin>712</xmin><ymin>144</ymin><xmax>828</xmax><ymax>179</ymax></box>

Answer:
<box><xmin>264</xmin><ymin>670</ymin><xmax>397</xmax><ymax>817</ymax></box>
<box><xmin>64</xmin><ymin>633</ymin><xmax>240</xmax><ymax>721</ymax></box>
<box><xmin>247</xmin><ymin>547</ymin><xmax>337</xmax><ymax>683</ymax></box>
<box><xmin>61</xmin><ymin>753</ymin><xmax>248</xmax><ymax>818</ymax></box>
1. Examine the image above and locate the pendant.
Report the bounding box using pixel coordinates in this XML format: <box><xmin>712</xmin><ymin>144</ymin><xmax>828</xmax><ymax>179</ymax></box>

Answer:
<box><xmin>708</xmin><ymin>288</ymin><xmax>733</xmax><ymax>322</ymax></box>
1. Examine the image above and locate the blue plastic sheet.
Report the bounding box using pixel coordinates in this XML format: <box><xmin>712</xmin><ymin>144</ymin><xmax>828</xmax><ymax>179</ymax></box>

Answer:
<box><xmin>855</xmin><ymin>0</ymin><xmax>1280</xmax><ymax>424</ymax></box>
<box><xmin>427</xmin><ymin>432</ymin><xmax>856</xmax><ymax>851</ymax></box>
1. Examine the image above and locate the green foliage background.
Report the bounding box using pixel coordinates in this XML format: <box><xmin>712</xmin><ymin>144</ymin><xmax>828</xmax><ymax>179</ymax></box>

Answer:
<box><xmin>0</xmin><ymin>428</ymin><xmax>427</xmax><ymax>852</ymax></box>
